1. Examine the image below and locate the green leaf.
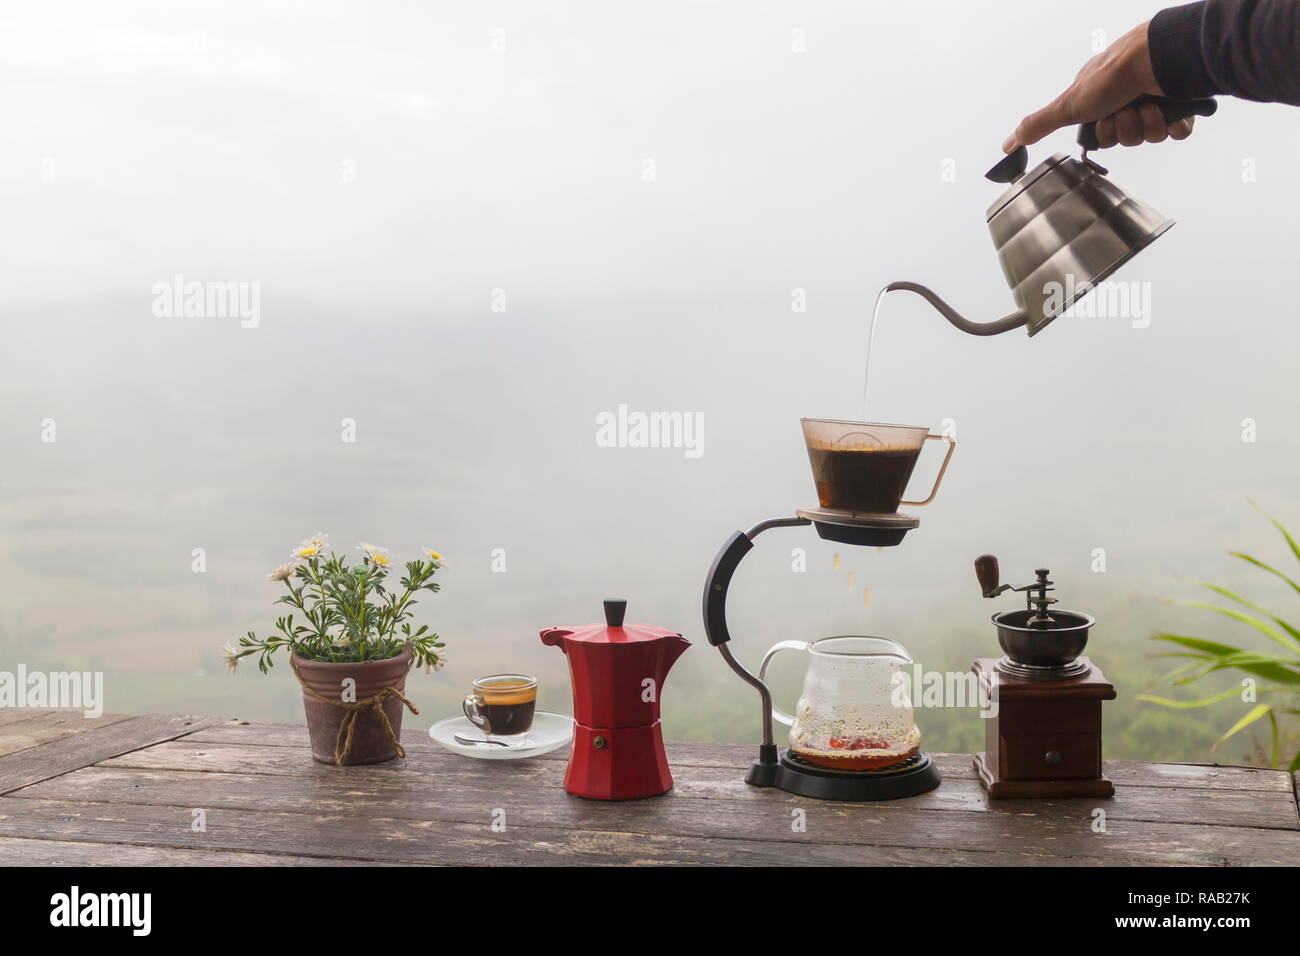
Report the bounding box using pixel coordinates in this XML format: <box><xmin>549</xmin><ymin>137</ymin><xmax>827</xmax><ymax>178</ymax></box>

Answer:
<box><xmin>1176</xmin><ymin>601</ymin><xmax>1297</xmax><ymax>653</ymax></box>
<box><xmin>1198</xmin><ymin>653</ymin><xmax>1300</xmax><ymax>685</ymax></box>
<box><xmin>1138</xmin><ymin>686</ymin><xmax>1245</xmax><ymax>709</ymax></box>
<box><xmin>1151</xmin><ymin>633</ymin><xmax>1244</xmax><ymax>658</ymax></box>
<box><xmin>1193</xmin><ymin>584</ymin><xmax>1300</xmax><ymax>651</ymax></box>
<box><xmin>1214</xmin><ymin>703</ymin><xmax>1273</xmax><ymax>748</ymax></box>
<box><xmin>1250</xmin><ymin>499</ymin><xmax>1300</xmax><ymax>566</ymax></box>
<box><xmin>1231</xmin><ymin>551</ymin><xmax>1300</xmax><ymax>599</ymax></box>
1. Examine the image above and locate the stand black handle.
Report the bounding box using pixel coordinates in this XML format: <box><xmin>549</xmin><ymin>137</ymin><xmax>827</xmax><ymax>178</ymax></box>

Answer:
<box><xmin>1077</xmin><ymin>95</ymin><xmax>1217</xmax><ymax>151</ymax></box>
<box><xmin>702</xmin><ymin>532</ymin><xmax>753</xmax><ymax>646</ymax></box>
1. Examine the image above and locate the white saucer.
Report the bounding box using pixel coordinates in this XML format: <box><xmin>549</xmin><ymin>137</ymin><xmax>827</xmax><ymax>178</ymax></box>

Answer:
<box><xmin>428</xmin><ymin>711</ymin><xmax>573</xmax><ymax>760</ymax></box>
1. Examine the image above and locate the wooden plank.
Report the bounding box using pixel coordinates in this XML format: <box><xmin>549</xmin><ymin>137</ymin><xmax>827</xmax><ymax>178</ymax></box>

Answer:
<box><xmin>0</xmin><ymin>709</ymin><xmax>127</xmax><ymax>732</ymax></box>
<box><xmin>187</xmin><ymin>720</ymin><xmax>1294</xmax><ymax>792</ymax></box>
<box><xmin>16</xmin><ymin>767</ymin><xmax>1297</xmax><ymax>865</ymax></box>
<box><xmin>0</xmin><ymin>797</ymin><xmax>1169</xmax><ymax>866</ymax></box>
<box><xmin>3</xmin><ymin>717</ymin><xmax>1294</xmax><ymax>865</ymax></box>
<box><xmin>0</xmin><ymin>712</ymin><xmax>133</xmax><ymax>759</ymax></box>
<box><xmin>189</xmin><ymin>720</ymin><xmax>748</xmax><ymax>767</ymax></box>
<box><xmin>0</xmin><ymin>709</ymin><xmax>87</xmax><ymax>729</ymax></box>
<box><xmin>22</xmin><ymin>761</ymin><xmax>1298</xmax><ymax>835</ymax></box>
<box><xmin>0</xmin><ymin>836</ymin><xmax>409</xmax><ymax>867</ymax></box>
<box><xmin>0</xmin><ymin>714</ymin><xmax>217</xmax><ymax>794</ymax></box>
<box><xmin>93</xmin><ymin>740</ymin><xmax>1300</xmax><ymax>831</ymax></box>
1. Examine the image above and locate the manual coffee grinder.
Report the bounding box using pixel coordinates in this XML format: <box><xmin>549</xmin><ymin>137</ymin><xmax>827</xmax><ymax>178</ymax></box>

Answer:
<box><xmin>971</xmin><ymin>555</ymin><xmax>1116</xmax><ymax>798</ymax></box>
<box><xmin>701</xmin><ymin>419</ymin><xmax>952</xmax><ymax>801</ymax></box>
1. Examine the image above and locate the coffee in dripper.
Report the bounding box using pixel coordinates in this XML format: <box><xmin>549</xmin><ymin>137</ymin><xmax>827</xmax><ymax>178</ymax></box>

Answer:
<box><xmin>801</xmin><ymin>419</ymin><xmax>955</xmax><ymax>515</ymax></box>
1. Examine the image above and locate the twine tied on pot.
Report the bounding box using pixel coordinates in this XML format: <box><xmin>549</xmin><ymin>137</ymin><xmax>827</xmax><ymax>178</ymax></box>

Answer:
<box><xmin>290</xmin><ymin>656</ymin><xmax>419</xmax><ymax>765</ymax></box>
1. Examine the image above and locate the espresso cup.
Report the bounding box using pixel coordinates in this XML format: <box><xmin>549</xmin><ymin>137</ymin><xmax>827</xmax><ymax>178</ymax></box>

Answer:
<box><xmin>463</xmin><ymin>674</ymin><xmax>538</xmax><ymax>737</ymax></box>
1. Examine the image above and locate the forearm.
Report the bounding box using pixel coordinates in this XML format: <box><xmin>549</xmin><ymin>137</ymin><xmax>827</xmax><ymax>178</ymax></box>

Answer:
<box><xmin>1150</xmin><ymin>0</ymin><xmax>1300</xmax><ymax>104</ymax></box>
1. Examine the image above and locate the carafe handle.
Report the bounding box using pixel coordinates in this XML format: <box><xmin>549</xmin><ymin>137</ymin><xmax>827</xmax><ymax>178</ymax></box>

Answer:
<box><xmin>758</xmin><ymin>640</ymin><xmax>809</xmax><ymax>727</ymax></box>
<box><xmin>900</xmin><ymin>434</ymin><xmax>956</xmax><ymax>507</ymax></box>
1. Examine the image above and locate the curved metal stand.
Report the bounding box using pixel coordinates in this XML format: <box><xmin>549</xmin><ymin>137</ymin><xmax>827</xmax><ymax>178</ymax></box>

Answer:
<box><xmin>702</xmin><ymin>513</ymin><xmax>941</xmax><ymax>800</ymax></box>
<box><xmin>703</xmin><ymin>516</ymin><xmax>809</xmax><ymax>776</ymax></box>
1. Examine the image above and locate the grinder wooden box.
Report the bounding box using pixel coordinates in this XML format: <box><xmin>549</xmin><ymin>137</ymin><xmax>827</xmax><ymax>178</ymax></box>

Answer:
<box><xmin>971</xmin><ymin>657</ymin><xmax>1116</xmax><ymax>799</ymax></box>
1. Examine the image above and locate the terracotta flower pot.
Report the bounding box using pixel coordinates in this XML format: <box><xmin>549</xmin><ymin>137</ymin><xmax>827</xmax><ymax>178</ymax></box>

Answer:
<box><xmin>292</xmin><ymin>643</ymin><xmax>414</xmax><ymax>765</ymax></box>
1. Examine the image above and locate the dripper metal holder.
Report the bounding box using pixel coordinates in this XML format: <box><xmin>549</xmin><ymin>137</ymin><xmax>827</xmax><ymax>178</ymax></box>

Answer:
<box><xmin>702</xmin><ymin>511</ymin><xmax>941</xmax><ymax>801</ymax></box>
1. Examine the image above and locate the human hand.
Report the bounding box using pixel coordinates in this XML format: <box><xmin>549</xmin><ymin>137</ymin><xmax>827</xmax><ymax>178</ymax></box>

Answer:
<box><xmin>1002</xmin><ymin>21</ymin><xmax>1196</xmax><ymax>152</ymax></box>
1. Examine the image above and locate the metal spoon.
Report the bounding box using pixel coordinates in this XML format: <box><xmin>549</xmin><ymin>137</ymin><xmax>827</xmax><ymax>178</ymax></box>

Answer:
<box><xmin>454</xmin><ymin>733</ymin><xmax>509</xmax><ymax>747</ymax></box>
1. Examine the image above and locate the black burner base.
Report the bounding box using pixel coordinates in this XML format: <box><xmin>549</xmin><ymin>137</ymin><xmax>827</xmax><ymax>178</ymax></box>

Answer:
<box><xmin>745</xmin><ymin>749</ymin><xmax>941</xmax><ymax>801</ymax></box>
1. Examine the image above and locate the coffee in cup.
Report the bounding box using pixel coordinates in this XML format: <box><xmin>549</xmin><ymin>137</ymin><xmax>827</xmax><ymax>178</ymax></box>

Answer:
<box><xmin>463</xmin><ymin>674</ymin><xmax>538</xmax><ymax>737</ymax></box>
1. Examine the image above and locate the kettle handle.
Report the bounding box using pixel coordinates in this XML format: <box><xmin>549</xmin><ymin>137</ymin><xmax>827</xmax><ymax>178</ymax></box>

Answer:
<box><xmin>1077</xmin><ymin>95</ymin><xmax>1218</xmax><ymax>151</ymax></box>
<box><xmin>757</xmin><ymin>641</ymin><xmax>810</xmax><ymax>727</ymax></box>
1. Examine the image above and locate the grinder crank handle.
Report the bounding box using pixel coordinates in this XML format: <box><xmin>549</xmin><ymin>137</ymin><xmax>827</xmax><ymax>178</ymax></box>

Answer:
<box><xmin>1077</xmin><ymin>95</ymin><xmax>1218</xmax><ymax>152</ymax></box>
<box><xmin>975</xmin><ymin>554</ymin><xmax>1005</xmax><ymax>598</ymax></box>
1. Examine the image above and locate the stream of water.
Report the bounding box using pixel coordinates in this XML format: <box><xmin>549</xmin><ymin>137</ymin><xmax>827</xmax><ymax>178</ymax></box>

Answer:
<box><xmin>862</xmin><ymin>284</ymin><xmax>891</xmax><ymax>420</ymax></box>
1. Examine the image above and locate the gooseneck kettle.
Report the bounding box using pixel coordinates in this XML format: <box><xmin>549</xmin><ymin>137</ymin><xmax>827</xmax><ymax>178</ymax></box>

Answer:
<box><xmin>891</xmin><ymin>95</ymin><xmax>1217</xmax><ymax>337</ymax></box>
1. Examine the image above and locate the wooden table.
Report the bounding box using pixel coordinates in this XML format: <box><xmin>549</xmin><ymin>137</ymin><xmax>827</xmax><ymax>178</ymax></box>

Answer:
<box><xmin>0</xmin><ymin>709</ymin><xmax>1296</xmax><ymax>866</ymax></box>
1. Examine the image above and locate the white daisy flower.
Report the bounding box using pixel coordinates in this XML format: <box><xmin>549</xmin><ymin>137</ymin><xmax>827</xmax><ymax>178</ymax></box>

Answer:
<box><xmin>358</xmin><ymin>543</ymin><xmax>391</xmax><ymax>568</ymax></box>
<box><xmin>291</xmin><ymin>539</ymin><xmax>326</xmax><ymax>561</ymax></box>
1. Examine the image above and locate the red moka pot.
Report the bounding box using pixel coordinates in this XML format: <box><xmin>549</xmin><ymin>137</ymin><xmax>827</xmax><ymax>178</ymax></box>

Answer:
<box><xmin>541</xmin><ymin>600</ymin><xmax>689</xmax><ymax>800</ymax></box>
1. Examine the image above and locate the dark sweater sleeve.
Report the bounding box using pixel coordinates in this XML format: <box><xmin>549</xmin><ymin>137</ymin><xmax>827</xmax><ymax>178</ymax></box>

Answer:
<box><xmin>1149</xmin><ymin>0</ymin><xmax>1300</xmax><ymax>105</ymax></box>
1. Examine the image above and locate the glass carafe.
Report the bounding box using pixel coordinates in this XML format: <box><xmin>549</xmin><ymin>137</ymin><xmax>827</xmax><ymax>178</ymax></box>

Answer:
<box><xmin>759</xmin><ymin>635</ymin><xmax>921</xmax><ymax>771</ymax></box>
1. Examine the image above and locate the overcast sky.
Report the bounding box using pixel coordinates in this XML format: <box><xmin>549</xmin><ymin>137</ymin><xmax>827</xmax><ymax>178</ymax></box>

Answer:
<box><xmin>1</xmin><ymin>1</ymin><xmax>1297</xmax><ymax>741</ymax></box>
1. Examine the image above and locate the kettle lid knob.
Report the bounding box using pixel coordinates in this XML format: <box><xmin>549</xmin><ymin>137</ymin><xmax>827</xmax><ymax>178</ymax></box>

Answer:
<box><xmin>985</xmin><ymin>145</ymin><xmax>1028</xmax><ymax>184</ymax></box>
<box><xmin>603</xmin><ymin>599</ymin><xmax>627</xmax><ymax>628</ymax></box>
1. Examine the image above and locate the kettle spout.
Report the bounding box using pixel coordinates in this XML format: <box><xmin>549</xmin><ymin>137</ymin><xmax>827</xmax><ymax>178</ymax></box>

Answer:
<box><xmin>884</xmin><ymin>282</ymin><xmax>1027</xmax><ymax>336</ymax></box>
